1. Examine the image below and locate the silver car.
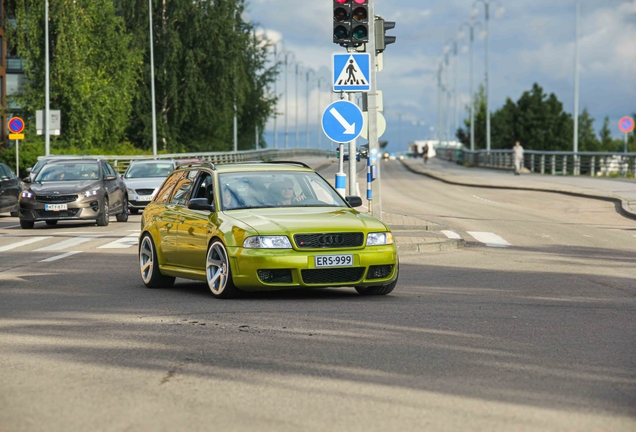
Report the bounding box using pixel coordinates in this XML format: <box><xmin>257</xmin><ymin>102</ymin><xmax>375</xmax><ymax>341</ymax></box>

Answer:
<box><xmin>123</xmin><ymin>160</ymin><xmax>177</xmax><ymax>214</ymax></box>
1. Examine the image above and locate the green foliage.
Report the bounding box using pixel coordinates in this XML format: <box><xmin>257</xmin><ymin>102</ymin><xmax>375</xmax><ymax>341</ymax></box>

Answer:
<box><xmin>7</xmin><ymin>0</ymin><xmax>142</xmax><ymax>151</ymax></box>
<box><xmin>577</xmin><ymin>108</ymin><xmax>600</xmax><ymax>151</ymax></box>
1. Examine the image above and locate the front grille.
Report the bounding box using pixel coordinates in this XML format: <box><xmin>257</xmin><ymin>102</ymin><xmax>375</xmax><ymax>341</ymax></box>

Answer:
<box><xmin>135</xmin><ymin>189</ymin><xmax>154</xmax><ymax>195</ymax></box>
<box><xmin>35</xmin><ymin>209</ymin><xmax>81</xmax><ymax>218</ymax></box>
<box><xmin>294</xmin><ymin>232</ymin><xmax>364</xmax><ymax>249</ymax></box>
<box><xmin>301</xmin><ymin>267</ymin><xmax>365</xmax><ymax>284</ymax></box>
<box><xmin>257</xmin><ymin>269</ymin><xmax>293</xmax><ymax>284</ymax></box>
<box><xmin>36</xmin><ymin>195</ymin><xmax>78</xmax><ymax>204</ymax></box>
<box><xmin>367</xmin><ymin>265</ymin><xmax>393</xmax><ymax>280</ymax></box>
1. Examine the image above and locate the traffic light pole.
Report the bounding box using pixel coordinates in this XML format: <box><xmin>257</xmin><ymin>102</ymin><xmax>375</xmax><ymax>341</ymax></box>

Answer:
<box><xmin>366</xmin><ymin>0</ymin><xmax>382</xmax><ymax>219</ymax></box>
<box><xmin>348</xmin><ymin>91</ymin><xmax>357</xmax><ymax>197</ymax></box>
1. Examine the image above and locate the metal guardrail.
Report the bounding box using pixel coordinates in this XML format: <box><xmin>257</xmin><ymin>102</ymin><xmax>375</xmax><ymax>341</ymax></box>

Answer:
<box><xmin>42</xmin><ymin>148</ymin><xmax>328</xmax><ymax>174</ymax></box>
<box><xmin>434</xmin><ymin>147</ymin><xmax>636</xmax><ymax>178</ymax></box>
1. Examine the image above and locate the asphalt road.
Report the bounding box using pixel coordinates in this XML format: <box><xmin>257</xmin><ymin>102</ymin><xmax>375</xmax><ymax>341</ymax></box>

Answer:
<box><xmin>0</xmin><ymin>159</ymin><xmax>634</xmax><ymax>431</ymax></box>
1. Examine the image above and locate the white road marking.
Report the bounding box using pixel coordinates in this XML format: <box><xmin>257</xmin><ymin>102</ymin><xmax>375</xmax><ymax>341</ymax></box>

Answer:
<box><xmin>35</xmin><ymin>235</ymin><xmax>102</xmax><ymax>251</ymax></box>
<box><xmin>467</xmin><ymin>231</ymin><xmax>511</xmax><ymax>248</ymax></box>
<box><xmin>39</xmin><ymin>251</ymin><xmax>82</xmax><ymax>262</ymax></box>
<box><xmin>1</xmin><ymin>224</ymin><xmax>22</xmax><ymax>229</ymax></box>
<box><xmin>582</xmin><ymin>235</ymin><xmax>593</xmax><ymax>238</ymax></box>
<box><xmin>98</xmin><ymin>233</ymin><xmax>139</xmax><ymax>249</ymax></box>
<box><xmin>0</xmin><ymin>236</ymin><xmax>53</xmax><ymax>252</ymax></box>
<box><xmin>441</xmin><ymin>230</ymin><xmax>462</xmax><ymax>239</ymax></box>
<box><xmin>472</xmin><ymin>195</ymin><xmax>501</xmax><ymax>205</ymax></box>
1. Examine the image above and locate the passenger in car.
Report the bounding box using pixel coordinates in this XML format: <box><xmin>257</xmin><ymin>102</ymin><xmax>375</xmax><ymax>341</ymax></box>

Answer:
<box><xmin>266</xmin><ymin>181</ymin><xmax>306</xmax><ymax>206</ymax></box>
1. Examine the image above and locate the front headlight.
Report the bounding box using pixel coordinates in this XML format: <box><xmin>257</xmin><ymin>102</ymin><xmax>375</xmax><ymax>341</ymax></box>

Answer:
<box><xmin>367</xmin><ymin>232</ymin><xmax>393</xmax><ymax>246</ymax></box>
<box><xmin>83</xmin><ymin>189</ymin><xmax>99</xmax><ymax>198</ymax></box>
<box><xmin>21</xmin><ymin>191</ymin><xmax>34</xmax><ymax>199</ymax></box>
<box><xmin>126</xmin><ymin>188</ymin><xmax>135</xmax><ymax>196</ymax></box>
<box><xmin>243</xmin><ymin>236</ymin><xmax>292</xmax><ymax>249</ymax></box>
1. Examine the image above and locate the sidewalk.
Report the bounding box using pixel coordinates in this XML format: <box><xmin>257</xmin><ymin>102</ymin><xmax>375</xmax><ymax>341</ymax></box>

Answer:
<box><xmin>401</xmin><ymin>157</ymin><xmax>636</xmax><ymax>221</ymax></box>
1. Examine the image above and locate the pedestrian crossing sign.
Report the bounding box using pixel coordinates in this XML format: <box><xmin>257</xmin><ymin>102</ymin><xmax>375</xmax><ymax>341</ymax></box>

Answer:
<box><xmin>333</xmin><ymin>53</ymin><xmax>370</xmax><ymax>92</ymax></box>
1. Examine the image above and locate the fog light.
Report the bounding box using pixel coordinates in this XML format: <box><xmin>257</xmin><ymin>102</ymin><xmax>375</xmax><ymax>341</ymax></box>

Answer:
<box><xmin>367</xmin><ymin>265</ymin><xmax>392</xmax><ymax>280</ymax></box>
<box><xmin>257</xmin><ymin>269</ymin><xmax>293</xmax><ymax>284</ymax></box>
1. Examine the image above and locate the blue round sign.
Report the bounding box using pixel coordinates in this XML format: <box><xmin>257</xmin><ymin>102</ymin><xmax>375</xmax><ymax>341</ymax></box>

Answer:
<box><xmin>321</xmin><ymin>100</ymin><xmax>364</xmax><ymax>143</ymax></box>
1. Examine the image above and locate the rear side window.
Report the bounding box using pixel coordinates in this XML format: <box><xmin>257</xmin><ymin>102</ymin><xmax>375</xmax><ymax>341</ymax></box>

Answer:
<box><xmin>169</xmin><ymin>170</ymin><xmax>199</xmax><ymax>205</ymax></box>
<box><xmin>155</xmin><ymin>171</ymin><xmax>184</xmax><ymax>204</ymax></box>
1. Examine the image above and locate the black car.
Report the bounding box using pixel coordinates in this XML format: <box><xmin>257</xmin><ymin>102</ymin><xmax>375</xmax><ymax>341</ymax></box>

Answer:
<box><xmin>0</xmin><ymin>162</ymin><xmax>21</xmax><ymax>216</ymax></box>
<box><xmin>19</xmin><ymin>158</ymin><xmax>128</xmax><ymax>228</ymax></box>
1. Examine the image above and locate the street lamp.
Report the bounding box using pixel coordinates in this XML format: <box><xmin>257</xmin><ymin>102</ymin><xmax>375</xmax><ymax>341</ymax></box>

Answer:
<box><xmin>444</xmin><ymin>38</ymin><xmax>459</xmax><ymax>141</ymax></box>
<box><xmin>305</xmin><ymin>68</ymin><xmax>315</xmax><ymax>148</ymax></box>
<box><xmin>148</xmin><ymin>0</ymin><xmax>158</xmax><ymax>156</ymax></box>
<box><xmin>295</xmin><ymin>62</ymin><xmax>303</xmax><ymax>148</ymax></box>
<box><xmin>472</xmin><ymin>0</ymin><xmax>505</xmax><ymax>151</ymax></box>
<box><xmin>458</xmin><ymin>20</ymin><xmax>482</xmax><ymax>151</ymax></box>
<box><xmin>316</xmin><ymin>76</ymin><xmax>328</xmax><ymax>150</ymax></box>
<box><xmin>270</xmin><ymin>41</ymin><xmax>285</xmax><ymax>149</ymax></box>
<box><xmin>283</xmin><ymin>51</ymin><xmax>296</xmax><ymax>149</ymax></box>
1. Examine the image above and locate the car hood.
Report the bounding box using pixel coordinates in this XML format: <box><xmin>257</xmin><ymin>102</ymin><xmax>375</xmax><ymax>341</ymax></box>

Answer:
<box><xmin>123</xmin><ymin>178</ymin><xmax>165</xmax><ymax>190</ymax></box>
<box><xmin>225</xmin><ymin>207</ymin><xmax>389</xmax><ymax>235</ymax></box>
<box><xmin>29</xmin><ymin>181</ymin><xmax>101</xmax><ymax>194</ymax></box>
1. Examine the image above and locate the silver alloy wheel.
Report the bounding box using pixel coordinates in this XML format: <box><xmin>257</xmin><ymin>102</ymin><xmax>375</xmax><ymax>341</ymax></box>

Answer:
<box><xmin>206</xmin><ymin>241</ymin><xmax>229</xmax><ymax>295</ymax></box>
<box><xmin>140</xmin><ymin>236</ymin><xmax>154</xmax><ymax>284</ymax></box>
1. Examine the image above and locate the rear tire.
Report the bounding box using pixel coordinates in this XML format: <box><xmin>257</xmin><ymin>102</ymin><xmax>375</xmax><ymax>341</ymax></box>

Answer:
<box><xmin>19</xmin><ymin>219</ymin><xmax>34</xmax><ymax>229</ymax></box>
<box><xmin>116</xmin><ymin>197</ymin><xmax>128</xmax><ymax>222</ymax></box>
<box><xmin>139</xmin><ymin>233</ymin><xmax>175</xmax><ymax>288</ymax></box>
<box><xmin>206</xmin><ymin>240</ymin><xmax>241</xmax><ymax>299</ymax></box>
<box><xmin>45</xmin><ymin>220</ymin><xmax>58</xmax><ymax>226</ymax></box>
<box><xmin>96</xmin><ymin>197</ymin><xmax>109</xmax><ymax>226</ymax></box>
<box><xmin>10</xmin><ymin>210</ymin><xmax>19</xmax><ymax>217</ymax></box>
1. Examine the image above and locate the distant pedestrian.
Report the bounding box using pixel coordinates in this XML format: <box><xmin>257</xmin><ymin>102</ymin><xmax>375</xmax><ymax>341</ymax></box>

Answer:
<box><xmin>513</xmin><ymin>141</ymin><xmax>524</xmax><ymax>175</ymax></box>
<box><xmin>421</xmin><ymin>143</ymin><xmax>429</xmax><ymax>164</ymax></box>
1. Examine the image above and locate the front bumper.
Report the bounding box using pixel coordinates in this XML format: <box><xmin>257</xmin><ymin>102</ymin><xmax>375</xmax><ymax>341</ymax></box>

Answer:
<box><xmin>227</xmin><ymin>245</ymin><xmax>398</xmax><ymax>291</ymax></box>
<box><xmin>19</xmin><ymin>198</ymin><xmax>102</xmax><ymax>221</ymax></box>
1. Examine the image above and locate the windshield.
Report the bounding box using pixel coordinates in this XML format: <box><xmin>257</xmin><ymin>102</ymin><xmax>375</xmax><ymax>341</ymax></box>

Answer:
<box><xmin>125</xmin><ymin>163</ymin><xmax>174</xmax><ymax>179</ymax></box>
<box><xmin>35</xmin><ymin>162</ymin><xmax>100</xmax><ymax>182</ymax></box>
<box><xmin>219</xmin><ymin>171</ymin><xmax>348</xmax><ymax>211</ymax></box>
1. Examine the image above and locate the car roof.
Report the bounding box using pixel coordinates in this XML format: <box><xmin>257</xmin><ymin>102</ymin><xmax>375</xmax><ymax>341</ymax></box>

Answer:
<box><xmin>176</xmin><ymin>161</ymin><xmax>314</xmax><ymax>174</ymax></box>
<box><xmin>42</xmin><ymin>158</ymin><xmax>102</xmax><ymax>165</ymax></box>
<box><xmin>128</xmin><ymin>159</ymin><xmax>176</xmax><ymax>165</ymax></box>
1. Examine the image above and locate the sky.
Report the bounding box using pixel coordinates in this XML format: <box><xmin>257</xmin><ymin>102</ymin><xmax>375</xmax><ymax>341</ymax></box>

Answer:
<box><xmin>244</xmin><ymin>0</ymin><xmax>636</xmax><ymax>154</ymax></box>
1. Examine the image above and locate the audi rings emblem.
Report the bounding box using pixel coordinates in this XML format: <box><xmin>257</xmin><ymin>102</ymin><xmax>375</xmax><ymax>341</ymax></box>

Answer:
<box><xmin>318</xmin><ymin>234</ymin><xmax>343</xmax><ymax>246</ymax></box>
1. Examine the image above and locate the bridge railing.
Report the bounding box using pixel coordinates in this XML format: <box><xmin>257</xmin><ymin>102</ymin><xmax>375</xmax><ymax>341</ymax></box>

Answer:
<box><xmin>42</xmin><ymin>148</ymin><xmax>328</xmax><ymax>174</ymax></box>
<box><xmin>435</xmin><ymin>147</ymin><xmax>636</xmax><ymax>177</ymax></box>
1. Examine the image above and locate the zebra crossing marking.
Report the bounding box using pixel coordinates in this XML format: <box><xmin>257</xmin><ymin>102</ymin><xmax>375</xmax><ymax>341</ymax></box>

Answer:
<box><xmin>35</xmin><ymin>235</ymin><xmax>103</xmax><ymax>252</ymax></box>
<box><xmin>39</xmin><ymin>251</ymin><xmax>82</xmax><ymax>262</ymax></box>
<box><xmin>467</xmin><ymin>232</ymin><xmax>511</xmax><ymax>248</ymax></box>
<box><xmin>0</xmin><ymin>236</ymin><xmax>53</xmax><ymax>252</ymax></box>
<box><xmin>98</xmin><ymin>233</ymin><xmax>139</xmax><ymax>249</ymax></box>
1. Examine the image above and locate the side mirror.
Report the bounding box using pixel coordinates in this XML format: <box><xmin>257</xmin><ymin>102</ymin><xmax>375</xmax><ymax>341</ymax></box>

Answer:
<box><xmin>188</xmin><ymin>198</ymin><xmax>214</xmax><ymax>212</ymax></box>
<box><xmin>105</xmin><ymin>175</ymin><xmax>117</xmax><ymax>181</ymax></box>
<box><xmin>26</xmin><ymin>167</ymin><xmax>32</xmax><ymax>173</ymax></box>
<box><xmin>22</xmin><ymin>177</ymin><xmax>32</xmax><ymax>183</ymax></box>
<box><xmin>345</xmin><ymin>196</ymin><xmax>363</xmax><ymax>207</ymax></box>
<box><xmin>0</xmin><ymin>176</ymin><xmax>9</xmax><ymax>182</ymax></box>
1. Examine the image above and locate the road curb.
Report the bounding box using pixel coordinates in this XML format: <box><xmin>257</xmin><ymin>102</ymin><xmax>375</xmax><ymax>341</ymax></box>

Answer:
<box><xmin>396</xmin><ymin>238</ymin><xmax>465</xmax><ymax>253</ymax></box>
<box><xmin>400</xmin><ymin>160</ymin><xmax>636</xmax><ymax>221</ymax></box>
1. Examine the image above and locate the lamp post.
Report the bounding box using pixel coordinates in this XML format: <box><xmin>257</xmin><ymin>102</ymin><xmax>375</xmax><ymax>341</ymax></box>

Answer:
<box><xmin>283</xmin><ymin>51</ymin><xmax>295</xmax><ymax>149</ymax></box>
<box><xmin>295</xmin><ymin>62</ymin><xmax>302</xmax><ymax>148</ymax></box>
<box><xmin>270</xmin><ymin>41</ymin><xmax>284</xmax><ymax>149</ymax></box>
<box><xmin>44</xmin><ymin>0</ymin><xmax>50</xmax><ymax>156</ymax></box>
<box><xmin>305</xmin><ymin>68</ymin><xmax>315</xmax><ymax>148</ymax></box>
<box><xmin>436</xmin><ymin>62</ymin><xmax>443</xmax><ymax>145</ymax></box>
<box><xmin>472</xmin><ymin>0</ymin><xmax>505</xmax><ymax>151</ymax></box>
<box><xmin>317</xmin><ymin>77</ymin><xmax>327</xmax><ymax>150</ymax></box>
<box><xmin>459</xmin><ymin>21</ymin><xmax>482</xmax><ymax>151</ymax></box>
<box><xmin>444</xmin><ymin>39</ymin><xmax>459</xmax><ymax>140</ymax></box>
<box><xmin>148</xmin><ymin>0</ymin><xmax>158</xmax><ymax>156</ymax></box>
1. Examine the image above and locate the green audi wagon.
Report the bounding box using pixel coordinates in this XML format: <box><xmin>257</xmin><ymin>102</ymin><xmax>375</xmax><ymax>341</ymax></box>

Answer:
<box><xmin>139</xmin><ymin>161</ymin><xmax>398</xmax><ymax>298</ymax></box>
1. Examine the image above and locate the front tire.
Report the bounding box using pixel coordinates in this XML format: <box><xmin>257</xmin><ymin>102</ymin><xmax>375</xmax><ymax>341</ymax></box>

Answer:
<box><xmin>206</xmin><ymin>240</ymin><xmax>240</xmax><ymax>299</ymax></box>
<box><xmin>116</xmin><ymin>197</ymin><xmax>128</xmax><ymax>222</ymax></box>
<box><xmin>355</xmin><ymin>265</ymin><xmax>399</xmax><ymax>296</ymax></box>
<box><xmin>96</xmin><ymin>197</ymin><xmax>109</xmax><ymax>226</ymax></box>
<box><xmin>139</xmin><ymin>233</ymin><xmax>175</xmax><ymax>288</ymax></box>
<box><xmin>20</xmin><ymin>219</ymin><xmax>34</xmax><ymax>229</ymax></box>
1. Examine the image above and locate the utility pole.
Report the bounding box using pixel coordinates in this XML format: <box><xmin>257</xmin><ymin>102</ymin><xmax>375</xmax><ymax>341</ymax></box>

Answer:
<box><xmin>45</xmin><ymin>0</ymin><xmax>50</xmax><ymax>156</ymax></box>
<box><xmin>573</xmin><ymin>2</ymin><xmax>580</xmax><ymax>154</ymax></box>
<box><xmin>367</xmin><ymin>0</ymin><xmax>381</xmax><ymax>219</ymax></box>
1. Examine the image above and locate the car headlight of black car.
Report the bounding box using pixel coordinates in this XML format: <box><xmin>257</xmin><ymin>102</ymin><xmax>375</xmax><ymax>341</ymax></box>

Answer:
<box><xmin>21</xmin><ymin>191</ymin><xmax>34</xmax><ymax>199</ymax></box>
<box><xmin>243</xmin><ymin>236</ymin><xmax>292</xmax><ymax>249</ymax></box>
<box><xmin>83</xmin><ymin>189</ymin><xmax>100</xmax><ymax>198</ymax></box>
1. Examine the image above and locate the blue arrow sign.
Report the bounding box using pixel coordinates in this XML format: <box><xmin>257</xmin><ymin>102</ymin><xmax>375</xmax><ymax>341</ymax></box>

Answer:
<box><xmin>322</xmin><ymin>100</ymin><xmax>364</xmax><ymax>143</ymax></box>
<box><xmin>333</xmin><ymin>53</ymin><xmax>370</xmax><ymax>92</ymax></box>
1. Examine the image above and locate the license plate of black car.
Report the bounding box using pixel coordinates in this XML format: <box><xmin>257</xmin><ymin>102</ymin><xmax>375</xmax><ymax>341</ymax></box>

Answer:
<box><xmin>314</xmin><ymin>254</ymin><xmax>353</xmax><ymax>267</ymax></box>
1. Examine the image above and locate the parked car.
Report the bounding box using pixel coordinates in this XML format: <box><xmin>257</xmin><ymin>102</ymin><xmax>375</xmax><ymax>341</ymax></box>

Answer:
<box><xmin>123</xmin><ymin>160</ymin><xmax>179</xmax><ymax>214</ymax></box>
<box><xmin>0</xmin><ymin>162</ymin><xmax>21</xmax><ymax>216</ymax></box>
<box><xmin>19</xmin><ymin>158</ymin><xmax>128</xmax><ymax>228</ymax></box>
<box><xmin>139</xmin><ymin>161</ymin><xmax>399</xmax><ymax>298</ymax></box>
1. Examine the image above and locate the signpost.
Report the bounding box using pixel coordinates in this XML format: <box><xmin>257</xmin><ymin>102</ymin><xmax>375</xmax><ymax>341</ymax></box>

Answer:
<box><xmin>8</xmin><ymin>117</ymin><xmax>25</xmax><ymax>177</ymax></box>
<box><xmin>618</xmin><ymin>116</ymin><xmax>634</xmax><ymax>153</ymax></box>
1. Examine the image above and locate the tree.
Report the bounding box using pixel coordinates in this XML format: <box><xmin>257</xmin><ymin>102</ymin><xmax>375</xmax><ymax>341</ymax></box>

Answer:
<box><xmin>7</xmin><ymin>0</ymin><xmax>142</xmax><ymax>151</ymax></box>
<box><xmin>598</xmin><ymin>116</ymin><xmax>618</xmax><ymax>152</ymax></box>
<box><xmin>457</xmin><ymin>84</ymin><xmax>486</xmax><ymax>149</ymax></box>
<box><xmin>491</xmin><ymin>98</ymin><xmax>517</xmax><ymax>149</ymax></box>
<box><xmin>577</xmin><ymin>108</ymin><xmax>600</xmax><ymax>151</ymax></box>
<box><xmin>118</xmin><ymin>0</ymin><xmax>276</xmax><ymax>153</ymax></box>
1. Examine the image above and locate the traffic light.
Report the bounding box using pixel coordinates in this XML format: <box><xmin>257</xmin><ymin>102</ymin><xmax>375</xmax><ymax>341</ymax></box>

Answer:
<box><xmin>333</xmin><ymin>0</ymin><xmax>369</xmax><ymax>47</ymax></box>
<box><xmin>375</xmin><ymin>16</ymin><xmax>396</xmax><ymax>53</ymax></box>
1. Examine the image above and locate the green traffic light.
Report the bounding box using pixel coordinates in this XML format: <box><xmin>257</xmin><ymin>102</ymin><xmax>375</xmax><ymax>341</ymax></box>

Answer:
<box><xmin>352</xmin><ymin>25</ymin><xmax>367</xmax><ymax>40</ymax></box>
<box><xmin>334</xmin><ymin>25</ymin><xmax>349</xmax><ymax>40</ymax></box>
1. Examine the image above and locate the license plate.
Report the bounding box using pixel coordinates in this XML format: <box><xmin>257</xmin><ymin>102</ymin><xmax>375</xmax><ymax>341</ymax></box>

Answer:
<box><xmin>315</xmin><ymin>254</ymin><xmax>353</xmax><ymax>267</ymax></box>
<box><xmin>135</xmin><ymin>195</ymin><xmax>153</xmax><ymax>202</ymax></box>
<box><xmin>45</xmin><ymin>204</ymin><xmax>67</xmax><ymax>211</ymax></box>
